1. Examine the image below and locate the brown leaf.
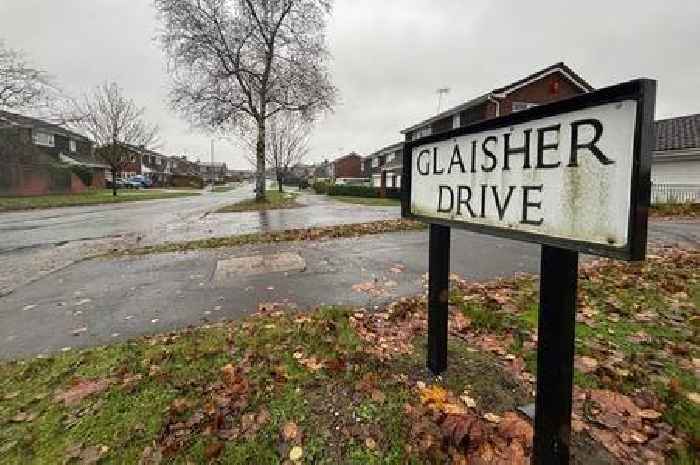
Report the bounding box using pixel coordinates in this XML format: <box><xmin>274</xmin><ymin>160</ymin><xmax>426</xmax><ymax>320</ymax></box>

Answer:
<box><xmin>282</xmin><ymin>422</ymin><xmax>299</xmax><ymax>442</ymax></box>
<box><xmin>498</xmin><ymin>412</ymin><xmax>533</xmax><ymax>447</ymax></box>
<box><xmin>55</xmin><ymin>378</ymin><xmax>111</xmax><ymax>406</ymax></box>
<box><xmin>138</xmin><ymin>446</ymin><xmax>163</xmax><ymax>465</ymax></box>
<box><xmin>441</xmin><ymin>414</ymin><xmax>477</xmax><ymax>448</ymax></box>
<box><xmin>574</xmin><ymin>356</ymin><xmax>599</xmax><ymax>374</ymax></box>
<box><xmin>204</xmin><ymin>441</ymin><xmax>224</xmax><ymax>460</ymax></box>
<box><xmin>370</xmin><ymin>389</ymin><xmax>386</xmax><ymax>404</ymax></box>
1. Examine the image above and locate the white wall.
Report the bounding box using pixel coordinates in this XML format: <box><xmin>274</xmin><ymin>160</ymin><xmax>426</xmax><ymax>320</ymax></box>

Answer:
<box><xmin>652</xmin><ymin>159</ymin><xmax>700</xmax><ymax>185</ymax></box>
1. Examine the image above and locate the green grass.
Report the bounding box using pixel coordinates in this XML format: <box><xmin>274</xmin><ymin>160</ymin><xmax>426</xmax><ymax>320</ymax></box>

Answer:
<box><xmin>214</xmin><ymin>190</ymin><xmax>300</xmax><ymax>213</ymax></box>
<box><xmin>0</xmin><ymin>303</ymin><xmax>539</xmax><ymax>465</ymax></box>
<box><xmin>0</xmin><ymin>190</ymin><xmax>200</xmax><ymax>212</ymax></box>
<box><xmin>0</xmin><ymin>248</ymin><xmax>696</xmax><ymax>464</ymax></box>
<box><xmin>450</xmin><ymin>249</ymin><xmax>700</xmax><ymax>461</ymax></box>
<box><xmin>211</xmin><ymin>184</ymin><xmax>239</xmax><ymax>193</ymax></box>
<box><xmin>109</xmin><ymin>219</ymin><xmax>427</xmax><ymax>256</ymax></box>
<box><xmin>331</xmin><ymin>196</ymin><xmax>401</xmax><ymax>207</ymax></box>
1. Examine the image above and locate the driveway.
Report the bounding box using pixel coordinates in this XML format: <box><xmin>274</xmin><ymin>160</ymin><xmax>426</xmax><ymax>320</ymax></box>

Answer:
<box><xmin>0</xmin><ymin>217</ymin><xmax>697</xmax><ymax>359</ymax></box>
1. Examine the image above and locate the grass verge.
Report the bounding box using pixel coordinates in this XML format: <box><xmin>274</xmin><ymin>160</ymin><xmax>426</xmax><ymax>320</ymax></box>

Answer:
<box><xmin>0</xmin><ymin>190</ymin><xmax>200</xmax><ymax>212</ymax></box>
<box><xmin>110</xmin><ymin>219</ymin><xmax>426</xmax><ymax>257</ymax></box>
<box><xmin>214</xmin><ymin>190</ymin><xmax>300</xmax><ymax>213</ymax></box>
<box><xmin>0</xmin><ymin>248</ymin><xmax>696</xmax><ymax>464</ymax></box>
<box><xmin>211</xmin><ymin>184</ymin><xmax>239</xmax><ymax>193</ymax></box>
<box><xmin>331</xmin><ymin>196</ymin><xmax>401</xmax><ymax>207</ymax></box>
<box><xmin>650</xmin><ymin>203</ymin><xmax>700</xmax><ymax>218</ymax></box>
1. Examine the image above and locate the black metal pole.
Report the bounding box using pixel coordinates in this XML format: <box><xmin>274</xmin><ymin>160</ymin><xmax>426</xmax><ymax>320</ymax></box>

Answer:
<box><xmin>427</xmin><ymin>223</ymin><xmax>450</xmax><ymax>374</ymax></box>
<box><xmin>533</xmin><ymin>245</ymin><xmax>579</xmax><ymax>465</ymax></box>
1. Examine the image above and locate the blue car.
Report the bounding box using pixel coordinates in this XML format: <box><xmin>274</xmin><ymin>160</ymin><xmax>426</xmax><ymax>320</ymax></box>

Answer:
<box><xmin>127</xmin><ymin>176</ymin><xmax>153</xmax><ymax>188</ymax></box>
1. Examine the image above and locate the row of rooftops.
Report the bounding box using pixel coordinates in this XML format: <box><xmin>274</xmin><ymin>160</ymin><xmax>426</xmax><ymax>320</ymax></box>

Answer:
<box><xmin>330</xmin><ymin>62</ymin><xmax>699</xmax><ymax>170</ymax></box>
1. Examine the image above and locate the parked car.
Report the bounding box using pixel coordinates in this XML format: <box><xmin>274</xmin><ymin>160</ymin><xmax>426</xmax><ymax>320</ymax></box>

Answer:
<box><xmin>106</xmin><ymin>178</ymin><xmax>125</xmax><ymax>189</ymax></box>
<box><xmin>128</xmin><ymin>175</ymin><xmax>153</xmax><ymax>188</ymax></box>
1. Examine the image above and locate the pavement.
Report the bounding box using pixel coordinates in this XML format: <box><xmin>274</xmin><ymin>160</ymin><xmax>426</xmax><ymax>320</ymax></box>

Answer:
<box><xmin>0</xmin><ymin>185</ymin><xmax>698</xmax><ymax>359</ymax></box>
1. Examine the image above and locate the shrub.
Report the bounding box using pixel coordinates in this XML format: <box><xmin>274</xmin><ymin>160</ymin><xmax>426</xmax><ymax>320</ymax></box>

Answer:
<box><xmin>327</xmin><ymin>184</ymin><xmax>379</xmax><ymax>198</ymax></box>
<box><xmin>312</xmin><ymin>181</ymin><xmax>329</xmax><ymax>194</ymax></box>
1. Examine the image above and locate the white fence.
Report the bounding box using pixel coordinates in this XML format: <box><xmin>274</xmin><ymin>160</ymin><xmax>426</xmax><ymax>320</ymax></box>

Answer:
<box><xmin>651</xmin><ymin>184</ymin><xmax>700</xmax><ymax>204</ymax></box>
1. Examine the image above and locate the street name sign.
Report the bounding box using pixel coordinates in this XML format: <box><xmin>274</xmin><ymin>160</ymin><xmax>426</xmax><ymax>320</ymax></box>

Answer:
<box><xmin>403</xmin><ymin>79</ymin><xmax>657</xmax><ymax>261</ymax></box>
<box><xmin>402</xmin><ymin>79</ymin><xmax>657</xmax><ymax>465</ymax></box>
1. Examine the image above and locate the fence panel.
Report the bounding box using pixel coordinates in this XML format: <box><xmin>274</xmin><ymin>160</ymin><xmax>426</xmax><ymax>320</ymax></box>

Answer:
<box><xmin>651</xmin><ymin>184</ymin><xmax>700</xmax><ymax>204</ymax></box>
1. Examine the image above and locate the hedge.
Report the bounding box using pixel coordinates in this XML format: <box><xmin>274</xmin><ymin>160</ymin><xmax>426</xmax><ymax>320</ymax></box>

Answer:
<box><xmin>322</xmin><ymin>184</ymin><xmax>403</xmax><ymax>199</ymax></box>
<box><xmin>312</xmin><ymin>181</ymin><xmax>329</xmax><ymax>194</ymax></box>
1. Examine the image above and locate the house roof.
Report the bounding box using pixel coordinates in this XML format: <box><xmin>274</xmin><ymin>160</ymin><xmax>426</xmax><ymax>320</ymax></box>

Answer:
<box><xmin>331</xmin><ymin>152</ymin><xmax>362</xmax><ymax>163</ymax></box>
<box><xmin>655</xmin><ymin>113</ymin><xmax>700</xmax><ymax>151</ymax></box>
<box><xmin>60</xmin><ymin>153</ymin><xmax>109</xmax><ymax>169</ymax></box>
<box><xmin>366</xmin><ymin>141</ymin><xmax>404</xmax><ymax>159</ymax></box>
<box><xmin>401</xmin><ymin>62</ymin><xmax>593</xmax><ymax>134</ymax></box>
<box><xmin>0</xmin><ymin>110</ymin><xmax>91</xmax><ymax>142</ymax></box>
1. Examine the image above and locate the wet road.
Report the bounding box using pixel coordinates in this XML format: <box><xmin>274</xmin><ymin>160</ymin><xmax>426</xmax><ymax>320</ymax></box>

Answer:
<box><xmin>0</xmin><ymin>185</ymin><xmax>398</xmax><ymax>295</ymax></box>
<box><xmin>0</xmin><ymin>217</ymin><xmax>697</xmax><ymax>359</ymax></box>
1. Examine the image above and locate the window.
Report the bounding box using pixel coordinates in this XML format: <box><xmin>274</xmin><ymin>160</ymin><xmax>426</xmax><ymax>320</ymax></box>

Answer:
<box><xmin>386</xmin><ymin>153</ymin><xmax>395</xmax><ymax>163</ymax></box>
<box><xmin>360</xmin><ymin>162</ymin><xmax>364</xmax><ymax>173</ymax></box>
<box><xmin>511</xmin><ymin>102</ymin><xmax>538</xmax><ymax>113</ymax></box>
<box><xmin>371</xmin><ymin>158</ymin><xmax>379</xmax><ymax>168</ymax></box>
<box><xmin>33</xmin><ymin>131</ymin><xmax>54</xmax><ymax>147</ymax></box>
<box><xmin>69</xmin><ymin>140</ymin><xmax>77</xmax><ymax>152</ymax></box>
<box><xmin>417</xmin><ymin>126</ymin><xmax>432</xmax><ymax>139</ymax></box>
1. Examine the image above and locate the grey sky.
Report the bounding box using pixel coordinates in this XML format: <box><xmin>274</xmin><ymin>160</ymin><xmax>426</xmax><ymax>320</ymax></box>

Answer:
<box><xmin>1</xmin><ymin>0</ymin><xmax>698</xmax><ymax>169</ymax></box>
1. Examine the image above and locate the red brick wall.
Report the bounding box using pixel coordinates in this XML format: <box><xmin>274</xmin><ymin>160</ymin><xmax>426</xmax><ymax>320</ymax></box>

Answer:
<box><xmin>333</xmin><ymin>155</ymin><xmax>362</xmax><ymax>178</ymax></box>
<box><xmin>496</xmin><ymin>71</ymin><xmax>585</xmax><ymax>116</ymax></box>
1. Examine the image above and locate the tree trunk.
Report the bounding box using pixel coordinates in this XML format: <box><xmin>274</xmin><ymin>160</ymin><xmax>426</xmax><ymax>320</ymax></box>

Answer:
<box><xmin>255</xmin><ymin>119</ymin><xmax>266</xmax><ymax>201</ymax></box>
<box><xmin>277</xmin><ymin>171</ymin><xmax>283</xmax><ymax>193</ymax></box>
<box><xmin>111</xmin><ymin>168</ymin><xmax>117</xmax><ymax>197</ymax></box>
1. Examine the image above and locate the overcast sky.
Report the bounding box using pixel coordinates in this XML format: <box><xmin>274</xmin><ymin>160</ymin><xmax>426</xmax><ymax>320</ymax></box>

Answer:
<box><xmin>1</xmin><ymin>1</ymin><xmax>698</xmax><ymax>169</ymax></box>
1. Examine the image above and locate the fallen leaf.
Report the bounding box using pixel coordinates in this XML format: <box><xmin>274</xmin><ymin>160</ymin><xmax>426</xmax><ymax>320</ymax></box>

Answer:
<box><xmin>365</xmin><ymin>437</ymin><xmax>377</xmax><ymax>450</ymax></box>
<box><xmin>138</xmin><ymin>446</ymin><xmax>163</xmax><ymax>465</ymax></box>
<box><xmin>574</xmin><ymin>356</ymin><xmax>599</xmax><ymax>374</ymax></box>
<box><xmin>204</xmin><ymin>441</ymin><xmax>224</xmax><ymax>460</ymax></box>
<box><xmin>55</xmin><ymin>378</ymin><xmax>111</xmax><ymax>406</ymax></box>
<box><xmin>483</xmin><ymin>413</ymin><xmax>501</xmax><ymax>424</ymax></box>
<box><xmin>371</xmin><ymin>389</ymin><xmax>386</xmax><ymax>404</ymax></box>
<box><xmin>686</xmin><ymin>392</ymin><xmax>700</xmax><ymax>405</ymax></box>
<box><xmin>289</xmin><ymin>445</ymin><xmax>303</xmax><ymax>462</ymax></box>
<box><xmin>282</xmin><ymin>422</ymin><xmax>299</xmax><ymax>441</ymax></box>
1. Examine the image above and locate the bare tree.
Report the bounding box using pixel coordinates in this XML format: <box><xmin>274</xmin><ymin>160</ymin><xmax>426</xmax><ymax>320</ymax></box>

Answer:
<box><xmin>243</xmin><ymin>112</ymin><xmax>310</xmax><ymax>192</ymax></box>
<box><xmin>68</xmin><ymin>82</ymin><xmax>160</xmax><ymax>196</ymax></box>
<box><xmin>154</xmin><ymin>0</ymin><xmax>337</xmax><ymax>201</ymax></box>
<box><xmin>0</xmin><ymin>40</ymin><xmax>54</xmax><ymax>111</ymax></box>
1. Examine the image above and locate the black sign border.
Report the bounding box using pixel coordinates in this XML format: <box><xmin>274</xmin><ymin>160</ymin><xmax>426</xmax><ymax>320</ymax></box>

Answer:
<box><xmin>401</xmin><ymin>79</ymin><xmax>657</xmax><ymax>261</ymax></box>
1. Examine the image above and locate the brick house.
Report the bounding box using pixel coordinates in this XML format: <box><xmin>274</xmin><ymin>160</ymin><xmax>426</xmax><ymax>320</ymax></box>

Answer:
<box><xmin>401</xmin><ymin>62</ymin><xmax>593</xmax><ymax>142</ymax></box>
<box><xmin>329</xmin><ymin>152</ymin><xmax>364</xmax><ymax>182</ymax></box>
<box><xmin>363</xmin><ymin>142</ymin><xmax>403</xmax><ymax>188</ymax></box>
<box><xmin>0</xmin><ymin>110</ymin><xmax>107</xmax><ymax>195</ymax></box>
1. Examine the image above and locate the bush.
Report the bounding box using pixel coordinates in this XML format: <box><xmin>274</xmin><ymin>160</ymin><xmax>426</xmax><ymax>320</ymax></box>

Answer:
<box><xmin>312</xmin><ymin>181</ymin><xmax>329</xmax><ymax>194</ymax></box>
<box><xmin>327</xmin><ymin>184</ymin><xmax>379</xmax><ymax>198</ymax></box>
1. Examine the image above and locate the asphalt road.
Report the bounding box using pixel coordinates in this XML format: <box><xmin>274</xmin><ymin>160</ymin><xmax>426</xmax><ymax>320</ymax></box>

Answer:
<box><xmin>0</xmin><ymin>184</ymin><xmax>397</xmax><ymax>296</ymax></box>
<box><xmin>0</xmin><ymin>215</ymin><xmax>698</xmax><ymax>359</ymax></box>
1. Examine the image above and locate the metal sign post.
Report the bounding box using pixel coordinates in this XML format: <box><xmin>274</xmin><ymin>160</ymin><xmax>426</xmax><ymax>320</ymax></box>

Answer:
<box><xmin>402</xmin><ymin>79</ymin><xmax>657</xmax><ymax>465</ymax></box>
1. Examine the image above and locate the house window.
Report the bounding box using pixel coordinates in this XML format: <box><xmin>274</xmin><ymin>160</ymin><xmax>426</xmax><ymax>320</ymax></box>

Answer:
<box><xmin>417</xmin><ymin>126</ymin><xmax>432</xmax><ymax>139</ymax></box>
<box><xmin>360</xmin><ymin>162</ymin><xmax>364</xmax><ymax>173</ymax></box>
<box><xmin>512</xmin><ymin>102</ymin><xmax>538</xmax><ymax>113</ymax></box>
<box><xmin>69</xmin><ymin>140</ymin><xmax>77</xmax><ymax>152</ymax></box>
<box><xmin>33</xmin><ymin>131</ymin><xmax>54</xmax><ymax>147</ymax></box>
<box><xmin>386</xmin><ymin>154</ymin><xmax>395</xmax><ymax>163</ymax></box>
<box><xmin>371</xmin><ymin>158</ymin><xmax>379</xmax><ymax>168</ymax></box>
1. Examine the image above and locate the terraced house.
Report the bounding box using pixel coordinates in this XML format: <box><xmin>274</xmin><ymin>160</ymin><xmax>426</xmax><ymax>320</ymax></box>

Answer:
<box><xmin>363</xmin><ymin>141</ymin><xmax>403</xmax><ymax>189</ymax></box>
<box><xmin>0</xmin><ymin>110</ymin><xmax>108</xmax><ymax>195</ymax></box>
